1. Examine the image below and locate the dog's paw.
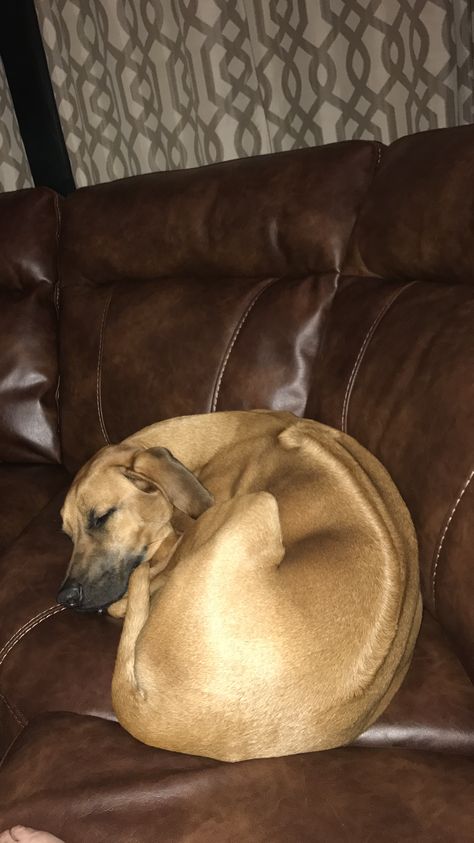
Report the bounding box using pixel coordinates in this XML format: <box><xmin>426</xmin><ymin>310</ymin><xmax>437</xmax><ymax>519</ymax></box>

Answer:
<box><xmin>107</xmin><ymin>596</ymin><xmax>128</xmax><ymax>618</ymax></box>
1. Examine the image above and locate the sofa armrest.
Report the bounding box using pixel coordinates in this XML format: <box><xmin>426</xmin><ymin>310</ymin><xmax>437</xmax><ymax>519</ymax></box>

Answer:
<box><xmin>0</xmin><ymin>188</ymin><xmax>61</xmax><ymax>463</ymax></box>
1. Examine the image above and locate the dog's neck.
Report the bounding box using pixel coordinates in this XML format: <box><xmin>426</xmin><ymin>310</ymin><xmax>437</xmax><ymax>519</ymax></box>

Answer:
<box><xmin>149</xmin><ymin>509</ymin><xmax>194</xmax><ymax>580</ymax></box>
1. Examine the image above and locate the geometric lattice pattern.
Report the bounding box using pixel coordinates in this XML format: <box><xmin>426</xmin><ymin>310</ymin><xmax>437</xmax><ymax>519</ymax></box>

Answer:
<box><xmin>0</xmin><ymin>57</ymin><xmax>33</xmax><ymax>192</ymax></box>
<box><xmin>34</xmin><ymin>0</ymin><xmax>474</xmax><ymax>186</ymax></box>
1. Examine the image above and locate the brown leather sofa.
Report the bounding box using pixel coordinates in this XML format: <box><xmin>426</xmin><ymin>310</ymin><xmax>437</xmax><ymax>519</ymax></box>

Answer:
<box><xmin>1</xmin><ymin>124</ymin><xmax>473</xmax><ymax>842</ymax></box>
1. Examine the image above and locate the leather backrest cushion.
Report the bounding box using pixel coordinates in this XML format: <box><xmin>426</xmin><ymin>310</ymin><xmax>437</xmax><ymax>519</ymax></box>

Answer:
<box><xmin>309</xmin><ymin>275</ymin><xmax>474</xmax><ymax>677</ymax></box>
<box><xmin>347</xmin><ymin>124</ymin><xmax>474</xmax><ymax>284</ymax></box>
<box><xmin>59</xmin><ymin>141</ymin><xmax>379</xmax><ymax>470</ymax></box>
<box><xmin>0</xmin><ymin>189</ymin><xmax>61</xmax><ymax>463</ymax></box>
<box><xmin>61</xmin><ymin>141</ymin><xmax>379</xmax><ymax>282</ymax></box>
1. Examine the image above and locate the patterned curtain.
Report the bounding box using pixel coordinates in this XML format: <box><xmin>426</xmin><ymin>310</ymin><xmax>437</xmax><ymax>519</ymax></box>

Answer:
<box><xmin>34</xmin><ymin>0</ymin><xmax>474</xmax><ymax>187</ymax></box>
<box><xmin>0</xmin><ymin>58</ymin><xmax>33</xmax><ymax>192</ymax></box>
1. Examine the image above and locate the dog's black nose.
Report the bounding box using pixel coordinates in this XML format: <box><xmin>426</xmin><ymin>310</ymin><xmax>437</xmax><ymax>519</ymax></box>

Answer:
<box><xmin>57</xmin><ymin>579</ymin><xmax>83</xmax><ymax>608</ymax></box>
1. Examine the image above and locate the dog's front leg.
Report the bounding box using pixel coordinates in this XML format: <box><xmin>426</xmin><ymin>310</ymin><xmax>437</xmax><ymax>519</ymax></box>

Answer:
<box><xmin>112</xmin><ymin>562</ymin><xmax>151</xmax><ymax>699</ymax></box>
<box><xmin>108</xmin><ymin>525</ymin><xmax>183</xmax><ymax>618</ymax></box>
<box><xmin>107</xmin><ymin>560</ymin><xmax>175</xmax><ymax>619</ymax></box>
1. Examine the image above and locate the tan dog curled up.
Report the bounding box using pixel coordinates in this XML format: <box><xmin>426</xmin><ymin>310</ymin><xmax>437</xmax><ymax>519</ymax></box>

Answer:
<box><xmin>59</xmin><ymin>411</ymin><xmax>422</xmax><ymax>762</ymax></box>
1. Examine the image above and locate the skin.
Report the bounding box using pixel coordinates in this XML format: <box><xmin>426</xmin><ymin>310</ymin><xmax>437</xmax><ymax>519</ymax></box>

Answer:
<box><xmin>0</xmin><ymin>828</ymin><xmax>65</xmax><ymax>843</ymax></box>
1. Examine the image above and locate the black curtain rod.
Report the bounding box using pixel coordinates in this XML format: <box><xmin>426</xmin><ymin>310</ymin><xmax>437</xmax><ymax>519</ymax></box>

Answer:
<box><xmin>0</xmin><ymin>0</ymin><xmax>75</xmax><ymax>195</ymax></box>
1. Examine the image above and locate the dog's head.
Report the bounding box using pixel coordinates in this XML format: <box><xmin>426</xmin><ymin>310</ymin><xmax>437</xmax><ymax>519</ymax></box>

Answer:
<box><xmin>57</xmin><ymin>444</ymin><xmax>213</xmax><ymax>612</ymax></box>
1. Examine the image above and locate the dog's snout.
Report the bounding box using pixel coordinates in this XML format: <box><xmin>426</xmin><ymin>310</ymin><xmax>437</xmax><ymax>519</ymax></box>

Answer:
<box><xmin>57</xmin><ymin>579</ymin><xmax>83</xmax><ymax>608</ymax></box>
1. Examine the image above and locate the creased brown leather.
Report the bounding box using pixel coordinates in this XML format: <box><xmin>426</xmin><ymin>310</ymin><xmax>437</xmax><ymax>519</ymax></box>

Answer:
<box><xmin>358</xmin><ymin>611</ymin><xmax>474</xmax><ymax>754</ymax></box>
<box><xmin>0</xmin><ymin>188</ymin><xmax>61</xmax><ymax>463</ymax></box>
<box><xmin>61</xmin><ymin>142</ymin><xmax>378</xmax><ymax>283</ymax></box>
<box><xmin>1</xmin><ymin>712</ymin><xmax>473</xmax><ymax>842</ymax></box>
<box><xmin>0</xmin><ymin>465</ymin><xmax>68</xmax><ymax>555</ymax></box>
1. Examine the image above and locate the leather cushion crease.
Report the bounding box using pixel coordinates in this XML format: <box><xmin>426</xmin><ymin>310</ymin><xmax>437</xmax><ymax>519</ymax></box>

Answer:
<box><xmin>0</xmin><ymin>188</ymin><xmax>61</xmax><ymax>464</ymax></box>
<box><xmin>1</xmin><ymin>125</ymin><xmax>473</xmax><ymax>838</ymax></box>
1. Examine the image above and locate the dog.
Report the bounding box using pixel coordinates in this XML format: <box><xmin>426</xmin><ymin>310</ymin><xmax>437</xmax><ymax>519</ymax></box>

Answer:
<box><xmin>58</xmin><ymin>410</ymin><xmax>422</xmax><ymax>761</ymax></box>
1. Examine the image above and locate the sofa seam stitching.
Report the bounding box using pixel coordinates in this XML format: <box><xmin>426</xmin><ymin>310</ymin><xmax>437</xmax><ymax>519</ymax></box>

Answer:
<box><xmin>0</xmin><ymin>722</ymin><xmax>27</xmax><ymax>771</ymax></box>
<box><xmin>96</xmin><ymin>289</ymin><xmax>113</xmax><ymax>444</ymax></box>
<box><xmin>432</xmin><ymin>468</ymin><xmax>474</xmax><ymax>609</ymax></box>
<box><xmin>341</xmin><ymin>281</ymin><xmax>417</xmax><ymax>432</ymax></box>
<box><xmin>0</xmin><ymin>605</ymin><xmax>59</xmax><ymax>662</ymax></box>
<box><xmin>0</xmin><ymin>691</ymin><xmax>27</xmax><ymax>727</ymax></box>
<box><xmin>0</xmin><ymin>609</ymin><xmax>52</xmax><ymax>663</ymax></box>
<box><xmin>0</xmin><ymin>606</ymin><xmax>64</xmax><ymax>663</ymax></box>
<box><xmin>0</xmin><ymin>605</ymin><xmax>66</xmax><ymax>668</ymax></box>
<box><xmin>375</xmin><ymin>141</ymin><xmax>383</xmax><ymax>170</ymax></box>
<box><xmin>211</xmin><ymin>277</ymin><xmax>280</xmax><ymax>412</ymax></box>
<box><xmin>0</xmin><ymin>606</ymin><xmax>62</xmax><ymax>665</ymax></box>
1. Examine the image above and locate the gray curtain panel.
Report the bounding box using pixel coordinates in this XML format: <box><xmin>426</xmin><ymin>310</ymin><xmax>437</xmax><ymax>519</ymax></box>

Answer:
<box><xmin>0</xmin><ymin>57</ymin><xmax>33</xmax><ymax>192</ymax></box>
<box><xmin>31</xmin><ymin>0</ymin><xmax>474</xmax><ymax>186</ymax></box>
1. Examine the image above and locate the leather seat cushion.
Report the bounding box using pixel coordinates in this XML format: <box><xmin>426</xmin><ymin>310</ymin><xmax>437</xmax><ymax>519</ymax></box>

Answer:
<box><xmin>0</xmin><ymin>493</ymin><xmax>473</xmax><ymax>759</ymax></box>
<box><xmin>1</xmin><ymin>711</ymin><xmax>473</xmax><ymax>842</ymax></box>
<box><xmin>0</xmin><ymin>465</ymin><xmax>69</xmax><ymax>555</ymax></box>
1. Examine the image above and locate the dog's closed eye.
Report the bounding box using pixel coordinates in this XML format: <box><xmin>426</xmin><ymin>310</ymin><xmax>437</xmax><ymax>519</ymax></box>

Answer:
<box><xmin>87</xmin><ymin>507</ymin><xmax>117</xmax><ymax>530</ymax></box>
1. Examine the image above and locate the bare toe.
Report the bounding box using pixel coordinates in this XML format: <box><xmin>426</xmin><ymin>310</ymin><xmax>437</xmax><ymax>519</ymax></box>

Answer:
<box><xmin>0</xmin><ymin>827</ymin><xmax>65</xmax><ymax>843</ymax></box>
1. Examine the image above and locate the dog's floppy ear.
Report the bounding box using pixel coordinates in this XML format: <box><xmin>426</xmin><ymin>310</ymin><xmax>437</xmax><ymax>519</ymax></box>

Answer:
<box><xmin>123</xmin><ymin>447</ymin><xmax>213</xmax><ymax>518</ymax></box>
